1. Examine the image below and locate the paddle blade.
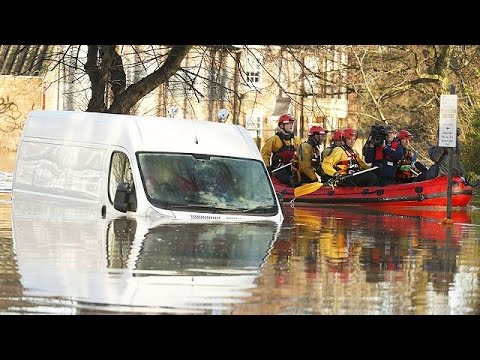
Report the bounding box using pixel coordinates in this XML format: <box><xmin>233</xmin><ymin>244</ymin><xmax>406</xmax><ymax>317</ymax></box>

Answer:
<box><xmin>294</xmin><ymin>182</ymin><xmax>322</xmax><ymax>198</ymax></box>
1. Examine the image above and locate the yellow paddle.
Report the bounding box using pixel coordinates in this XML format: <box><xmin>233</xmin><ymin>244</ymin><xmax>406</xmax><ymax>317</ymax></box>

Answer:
<box><xmin>293</xmin><ymin>181</ymin><xmax>323</xmax><ymax>198</ymax></box>
<box><xmin>292</xmin><ymin>166</ymin><xmax>380</xmax><ymax>200</ymax></box>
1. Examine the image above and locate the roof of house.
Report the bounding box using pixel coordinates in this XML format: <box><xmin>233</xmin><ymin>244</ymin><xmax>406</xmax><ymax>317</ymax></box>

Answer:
<box><xmin>0</xmin><ymin>45</ymin><xmax>51</xmax><ymax>76</ymax></box>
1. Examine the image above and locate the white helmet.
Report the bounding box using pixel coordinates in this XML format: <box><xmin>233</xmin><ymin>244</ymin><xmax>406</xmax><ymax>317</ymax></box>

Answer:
<box><xmin>217</xmin><ymin>108</ymin><xmax>229</xmax><ymax>122</ymax></box>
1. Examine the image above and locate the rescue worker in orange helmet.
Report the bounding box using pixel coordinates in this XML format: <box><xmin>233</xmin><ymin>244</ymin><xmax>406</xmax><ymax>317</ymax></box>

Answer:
<box><xmin>322</xmin><ymin>128</ymin><xmax>378</xmax><ymax>187</ymax></box>
<box><xmin>290</xmin><ymin>125</ymin><xmax>326</xmax><ymax>187</ymax></box>
<box><xmin>261</xmin><ymin>113</ymin><xmax>301</xmax><ymax>185</ymax></box>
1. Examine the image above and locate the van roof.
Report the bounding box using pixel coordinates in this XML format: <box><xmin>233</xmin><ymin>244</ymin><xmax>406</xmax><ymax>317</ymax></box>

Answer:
<box><xmin>23</xmin><ymin>110</ymin><xmax>261</xmax><ymax>160</ymax></box>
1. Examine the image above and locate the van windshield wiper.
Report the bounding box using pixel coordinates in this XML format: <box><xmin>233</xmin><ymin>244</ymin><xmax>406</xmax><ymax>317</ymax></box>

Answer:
<box><xmin>166</xmin><ymin>203</ymin><xmax>240</xmax><ymax>212</ymax></box>
<box><xmin>240</xmin><ymin>205</ymin><xmax>276</xmax><ymax>213</ymax></box>
<box><xmin>166</xmin><ymin>203</ymin><xmax>276</xmax><ymax>213</ymax></box>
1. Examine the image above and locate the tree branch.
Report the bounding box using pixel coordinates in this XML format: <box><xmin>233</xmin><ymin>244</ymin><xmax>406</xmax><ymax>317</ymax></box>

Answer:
<box><xmin>107</xmin><ymin>45</ymin><xmax>192</xmax><ymax>114</ymax></box>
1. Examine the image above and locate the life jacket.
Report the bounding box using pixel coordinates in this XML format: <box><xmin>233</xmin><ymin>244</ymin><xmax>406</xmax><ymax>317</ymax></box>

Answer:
<box><xmin>319</xmin><ymin>146</ymin><xmax>336</xmax><ymax>179</ymax></box>
<box><xmin>334</xmin><ymin>146</ymin><xmax>360</xmax><ymax>175</ymax></box>
<box><xmin>384</xmin><ymin>140</ymin><xmax>399</xmax><ymax>161</ymax></box>
<box><xmin>291</xmin><ymin>152</ymin><xmax>299</xmax><ymax>173</ymax></box>
<box><xmin>306</xmin><ymin>137</ymin><xmax>321</xmax><ymax>170</ymax></box>
<box><xmin>398</xmin><ymin>145</ymin><xmax>416</xmax><ymax>166</ymax></box>
<box><xmin>374</xmin><ymin>145</ymin><xmax>384</xmax><ymax>161</ymax></box>
<box><xmin>396</xmin><ymin>145</ymin><xmax>415</xmax><ymax>181</ymax></box>
<box><xmin>291</xmin><ymin>138</ymin><xmax>320</xmax><ymax>177</ymax></box>
<box><xmin>362</xmin><ymin>142</ymin><xmax>383</xmax><ymax>164</ymax></box>
<box><xmin>396</xmin><ymin>167</ymin><xmax>412</xmax><ymax>181</ymax></box>
<box><xmin>271</xmin><ymin>132</ymin><xmax>295</xmax><ymax>168</ymax></box>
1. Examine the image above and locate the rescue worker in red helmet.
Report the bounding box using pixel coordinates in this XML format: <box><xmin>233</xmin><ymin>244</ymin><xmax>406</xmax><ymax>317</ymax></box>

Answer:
<box><xmin>321</xmin><ymin>129</ymin><xmax>343</xmax><ymax>161</ymax></box>
<box><xmin>315</xmin><ymin>129</ymin><xmax>343</xmax><ymax>183</ymax></box>
<box><xmin>290</xmin><ymin>125</ymin><xmax>326</xmax><ymax>187</ymax></box>
<box><xmin>395</xmin><ymin>130</ymin><xmax>425</xmax><ymax>182</ymax></box>
<box><xmin>322</xmin><ymin>128</ymin><xmax>378</xmax><ymax>186</ymax></box>
<box><xmin>378</xmin><ymin>125</ymin><xmax>403</xmax><ymax>185</ymax></box>
<box><xmin>261</xmin><ymin>113</ymin><xmax>301</xmax><ymax>185</ymax></box>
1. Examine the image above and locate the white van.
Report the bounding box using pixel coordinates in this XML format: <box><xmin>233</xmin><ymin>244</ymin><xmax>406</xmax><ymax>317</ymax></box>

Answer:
<box><xmin>12</xmin><ymin>110</ymin><xmax>283</xmax><ymax>222</ymax></box>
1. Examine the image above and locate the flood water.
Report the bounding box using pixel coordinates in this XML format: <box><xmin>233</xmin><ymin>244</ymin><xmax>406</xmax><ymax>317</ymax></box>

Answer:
<box><xmin>1</xmin><ymin>151</ymin><xmax>480</xmax><ymax>315</ymax></box>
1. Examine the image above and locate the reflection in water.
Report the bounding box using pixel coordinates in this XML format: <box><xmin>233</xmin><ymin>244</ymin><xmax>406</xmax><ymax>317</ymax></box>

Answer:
<box><xmin>104</xmin><ymin>218</ymin><xmax>279</xmax><ymax>277</ymax></box>
<box><xmin>12</xmin><ymin>207</ymin><xmax>279</xmax><ymax>314</ymax></box>
<box><xmin>0</xmin><ymin>196</ymin><xmax>24</xmax><ymax>313</ymax></box>
<box><xmin>0</xmin><ymin>172</ymin><xmax>12</xmax><ymax>193</ymax></box>
<box><xmin>2</xmin><ymin>184</ymin><xmax>480</xmax><ymax>314</ymax></box>
<box><xmin>105</xmin><ymin>219</ymin><xmax>278</xmax><ymax>274</ymax></box>
<box><xmin>106</xmin><ymin>218</ymin><xmax>137</xmax><ymax>269</ymax></box>
<box><xmin>135</xmin><ymin>222</ymin><xmax>276</xmax><ymax>272</ymax></box>
<box><xmin>230</xmin><ymin>205</ymin><xmax>480</xmax><ymax>315</ymax></box>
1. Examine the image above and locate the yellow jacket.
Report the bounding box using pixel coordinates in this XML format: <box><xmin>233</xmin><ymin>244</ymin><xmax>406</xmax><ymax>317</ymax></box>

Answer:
<box><xmin>321</xmin><ymin>146</ymin><xmax>369</xmax><ymax>176</ymax></box>
<box><xmin>261</xmin><ymin>134</ymin><xmax>300</xmax><ymax>167</ymax></box>
<box><xmin>298</xmin><ymin>142</ymin><xmax>319</xmax><ymax>181</ymax></box>
<box><xmin>321</xmin><ymin>146</ymin><xmax>334</xmax><ymax>161</ymax></box>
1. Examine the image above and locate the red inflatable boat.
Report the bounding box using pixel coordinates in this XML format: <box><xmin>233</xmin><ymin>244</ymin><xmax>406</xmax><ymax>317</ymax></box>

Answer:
<box><xmin>272</xmin><ymin>175</ymin><xmax>473</xmax><ymax>207</ymax></box>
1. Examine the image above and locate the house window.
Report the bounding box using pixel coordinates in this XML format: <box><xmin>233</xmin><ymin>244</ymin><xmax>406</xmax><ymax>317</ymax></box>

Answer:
<box><xmin>246</xmin><ymin>71</ymin><xmax>260</xmax><ymax>83</ymax></box>
<box><xmin>244</xmin><ymin>52</ymin><xmax>262</xmax><ymax>87</ymax></box>
<box><xmin>167</xmin><ymin>66</ymin><xmax>196</xmax><ymax>98</ymax></box>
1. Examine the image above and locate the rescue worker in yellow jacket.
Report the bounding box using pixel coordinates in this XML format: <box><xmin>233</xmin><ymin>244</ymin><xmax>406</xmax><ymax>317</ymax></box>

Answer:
<box><xmin>321</xmin><ymin>129</ymin><xmax>343</xmax><ymax>161</ymax></box>
<box><xmin>261</xmin><ymin>113</ymin><xmax>301</xmax><ymax>185</ymax></box>
<box><xmin>317</xmin><ymin>129</ymin><xmax>343</xmax><ymax>182</ymax></box>
<box><xmin>290</xmin><ymin>125</ymin><xmax>326</xmax><ymax>187</ymax></box>
<box><xmin>321</xmin><ymin>128</ymin><xmax>378</xmax><ymax>187</ymax></box>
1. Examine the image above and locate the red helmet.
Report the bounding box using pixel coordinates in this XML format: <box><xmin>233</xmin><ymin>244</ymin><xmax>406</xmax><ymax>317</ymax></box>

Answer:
<box><xmin>397</xmin><ymin>130</ymin><xmax>413</xmax><ymax>140</ymax></box>
<box><xmin>331</xmin><ymin>130</ymin><xmax>343</xmax><ymax>142</ymax></box>
<box><xmin>308</xmin><ymin>125</ymin><xmax>326</xmax><ymax>136</ymax></box>
<box><xmin>342</xmin><ymin>128</ymin><xmax>357</xmax><ymax>140</ymax></box>
<box><xmin>278</xmin><ymin>114</ymin><xmax>295</xmax><ymax>125</ymax></box>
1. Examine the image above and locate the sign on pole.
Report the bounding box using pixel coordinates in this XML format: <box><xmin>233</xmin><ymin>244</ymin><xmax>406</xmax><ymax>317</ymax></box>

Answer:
<box><xmin>439</xmin><ymin>94</ymin><xmax>457</xmax><ymax>147</ymax></box>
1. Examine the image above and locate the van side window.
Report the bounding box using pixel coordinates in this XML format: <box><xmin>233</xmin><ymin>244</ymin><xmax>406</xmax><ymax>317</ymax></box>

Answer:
<box><xmin>108</xmin><ymin>152</ymin><xmax>134</xmax><ymax>204</ymax></box>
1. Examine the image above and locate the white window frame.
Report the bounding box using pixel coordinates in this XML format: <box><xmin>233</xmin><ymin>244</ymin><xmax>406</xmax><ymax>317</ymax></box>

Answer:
<box><xmin>244</xmin><ymin>52</ymin><xmax>263</xmax><ymax>89</ymax></box>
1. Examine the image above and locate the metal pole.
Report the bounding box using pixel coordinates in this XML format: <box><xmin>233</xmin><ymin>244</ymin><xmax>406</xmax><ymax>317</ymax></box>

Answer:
<box><xmin>446</xmin><ymin>147</ymin><xmax>453</xmax><ymax>219</ymax></box>
<box><xmin>446</xmin><ymin>85</ymin><xmax>455</xmax><ymax>220</ymax></box>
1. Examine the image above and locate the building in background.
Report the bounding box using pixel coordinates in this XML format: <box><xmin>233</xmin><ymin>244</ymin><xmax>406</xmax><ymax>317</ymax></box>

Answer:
<box><xmin>1</xmin><ymin>45</ymin><xmax>355</xmax><ymax>151</ymax></box>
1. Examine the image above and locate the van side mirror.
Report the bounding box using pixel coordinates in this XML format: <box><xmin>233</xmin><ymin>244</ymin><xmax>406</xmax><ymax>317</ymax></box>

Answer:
<box><xmin>114</xmin><ymin>182</ymin><xmax>137</xmax><ymax>213</ymax></box>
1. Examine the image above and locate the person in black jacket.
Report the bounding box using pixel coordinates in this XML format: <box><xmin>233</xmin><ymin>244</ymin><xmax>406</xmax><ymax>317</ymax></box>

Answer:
<box><xmin>378</xmin><ymin>126</ymin><xmax>404</xmax><ymax>185</ymax></box>
<box><xmin>416</xmin><ymin>127</ymin><xmax>464</xmax><ymax>181</ymax></box>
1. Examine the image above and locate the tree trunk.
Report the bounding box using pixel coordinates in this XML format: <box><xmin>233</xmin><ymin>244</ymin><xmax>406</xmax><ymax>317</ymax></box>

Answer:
<box><xmin>85</xmin><ymin>45</ymin><xmax>106</xmax><ymax>112</ymax></box>
<box><xmin>107</xmin><ymin>45</ymin><xmax>192</xmax><ymax>114</ymax></box>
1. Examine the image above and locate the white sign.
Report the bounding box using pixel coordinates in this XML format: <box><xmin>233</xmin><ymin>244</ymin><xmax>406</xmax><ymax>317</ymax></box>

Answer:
<box><xmin>439</xmin><ymin>94</ymin><xmax>457</xmax><ymax>147</ymax></box>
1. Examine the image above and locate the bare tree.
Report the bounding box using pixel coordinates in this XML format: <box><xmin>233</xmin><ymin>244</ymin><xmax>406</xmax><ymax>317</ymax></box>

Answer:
<box><xmin>83</xmin><ymin>45</ymin><xmax>192</xmax><ymax>114</ymax></box>
<box><xmin>346</xmin><ymin>46</ymin><xmax>480</xmax><ymax>136</ymax></box>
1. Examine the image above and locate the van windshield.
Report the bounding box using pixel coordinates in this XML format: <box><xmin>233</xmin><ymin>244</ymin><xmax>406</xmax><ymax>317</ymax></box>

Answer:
<box><xmin>137</xmin><ymin>153</ymin><xmax>278</xmax><ymax>215</ymax></box>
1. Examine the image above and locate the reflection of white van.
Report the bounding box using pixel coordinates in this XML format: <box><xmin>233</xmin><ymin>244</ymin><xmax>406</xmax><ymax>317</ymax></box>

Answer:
<box><xmin>13</xmin><ymin>110</ymin><xmax>283</xmax><ymax>222</ymax></box>
<box><xmin>12</xmin><ymin>212</ymin><xmax>279</xmax><ymax>311</ymax></box>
